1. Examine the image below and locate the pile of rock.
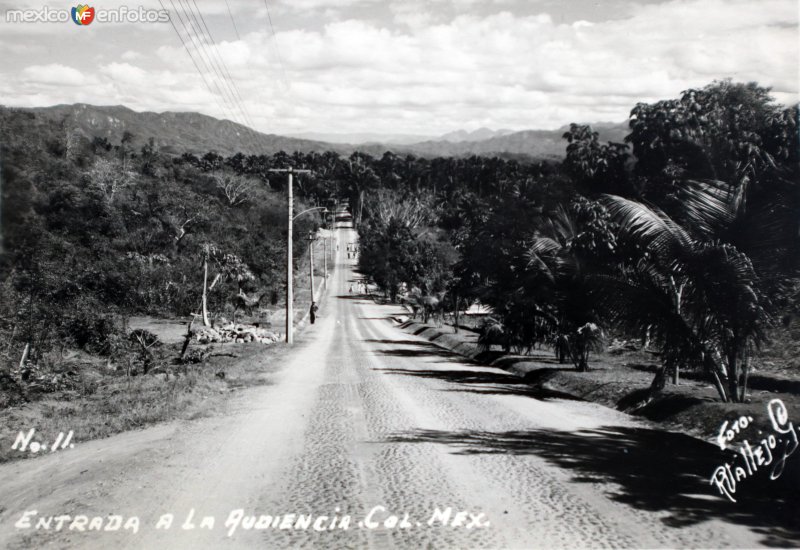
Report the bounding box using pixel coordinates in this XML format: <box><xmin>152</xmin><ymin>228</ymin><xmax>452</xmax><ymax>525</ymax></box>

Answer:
<box><xmin>194</xmin><ymin>324</ymin><xmax>281</xmax><ymax>345</ymax></box>
<box><xmin>607</xmin><ymin>337</ymin><xmax>641</xmax><ymax>355</ymax></box>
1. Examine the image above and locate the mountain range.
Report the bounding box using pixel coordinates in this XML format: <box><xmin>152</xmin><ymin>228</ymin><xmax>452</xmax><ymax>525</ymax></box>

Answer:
<box><xmin>1</xmin><ymin>104</ymin><xmax>629</xmax><ymax>161</ymax></box>
<box><xmin>288</xmin><ymin>131</ymin><xmax>436</xmax><ymax>145</ymax></box>
<box><xmin>438</xmin><ymin>127</ymin><xmax>518</xmax><ymax>142</ymax></box>
<box><xmin>291</xmin><ymin>128</ymin><xmax>520</xmax><ymax>145</ymax></box>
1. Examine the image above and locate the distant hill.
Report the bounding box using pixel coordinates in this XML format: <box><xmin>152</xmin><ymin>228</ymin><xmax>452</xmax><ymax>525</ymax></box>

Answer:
<box><xmin>1</xmin><ymin>103</ymin><xmax>630</xmax><ymax>161</ymax></box>
<box><xmin>4</xmin><ymin>104</ymin><xmax>346</xmax><ymax>156</ymax></box>
<box><xmin>289</xmin><ymin>131</ymin><xmax>435</xmax><ymax>145</ymax></box>
<box><xmin>438</xmin><ymin>127</ymin><xmax>516</xmax><ymax>143</ymax></box>
<box><xmin>357</xmin><ymin>122</ymin><xmax>630</xmax><ymax>161</ymax></box>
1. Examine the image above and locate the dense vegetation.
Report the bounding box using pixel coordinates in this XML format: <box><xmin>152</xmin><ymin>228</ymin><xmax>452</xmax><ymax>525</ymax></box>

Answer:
<box><xmin>1</xmin><ymin>80</ymin><xmax>797</xmax><ymax>406</ymax></box>
<box><xmin>354</xmin><ymin>81</ymin><xmax>800</xmax><ymax>403</ymax></box>
<box><xmin>0</xmin><ymin>115</ymin><xmax>324</xmax><ymax>376</ymax></box>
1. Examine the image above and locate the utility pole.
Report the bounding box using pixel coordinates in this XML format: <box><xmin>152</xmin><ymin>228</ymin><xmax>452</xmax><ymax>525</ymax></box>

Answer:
<box><xmin>308</xmin><ymin>231</ymin><xmax>315</xmax><ymax>300</ymax></box>
<box><xmin>268</xmin><ymin>167</ymin><xmax>311</xmax><ymax>345</ymax></box>
<box><xmin>323</xmin><ymin>207</ymin><xmax>330</xmax><ymax>286</ymax></box>
<box><xmin>323</xmin><ymin>236</ymin><xmax>327</xmax><ymax>288</ymax></box>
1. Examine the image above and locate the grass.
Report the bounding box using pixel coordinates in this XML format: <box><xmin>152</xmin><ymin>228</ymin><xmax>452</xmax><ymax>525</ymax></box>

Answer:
<box><xmin>0</xmin><ymin>340</ymin><xmax>291</xmax><ymax>464</ymax></box>
<box><xmin>0</xmin><ymin>234</ymin><xmax>338</xmax><ymax>465</ymax></box>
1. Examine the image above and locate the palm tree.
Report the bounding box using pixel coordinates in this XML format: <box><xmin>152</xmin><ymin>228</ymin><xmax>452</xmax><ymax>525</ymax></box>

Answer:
<box><xmin>600</xmin><ymin>186</ymin><xmax>771</xmax><ymax>402</ymax></box>
<box><xmin>523</xmin><ymin>208</ymin><xmax>604</xmax><ymax>371</ymax></box>
<box><xmin>339</xmin><ymin>152</ymin><xmax>379</xmax><ymax>227</ymax></box>
<box><xmin>199</xmin><ymin>243</ymin><xmax>218</xmax><ymax>327</ymax></box>
<box><xmin>198</xmin><ymin>244</ymin><xmax>255</xmax><ymax>328</ymax></box>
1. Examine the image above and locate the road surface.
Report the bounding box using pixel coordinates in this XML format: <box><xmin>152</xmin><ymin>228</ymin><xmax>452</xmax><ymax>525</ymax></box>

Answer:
<box><xmin>0</xmin><ymin>217</ymin><xmax>794</xmax><ymax>549</ymax></box>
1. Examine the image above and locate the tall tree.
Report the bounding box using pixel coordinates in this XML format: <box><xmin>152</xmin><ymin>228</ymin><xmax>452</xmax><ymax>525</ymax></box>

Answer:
<box><xmin>340</xmin><ymin>152</ymin><xmax>379</xmax><ymax>227</ymax></box>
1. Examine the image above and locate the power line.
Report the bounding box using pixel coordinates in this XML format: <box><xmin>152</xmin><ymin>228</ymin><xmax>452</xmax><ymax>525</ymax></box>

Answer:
<box><xmin>160</xmin><ymin>0</ymin><xmax>278</xmax><ymax>156</ymax></box>
<box><xmin>173</xmin><ymin>0</ymin><xmax>239</xmax><ymax>119</ymax></box>
<box><xmin>224</xmin><ymin>0</ymin><xmax>241</xmax><ymax>41</ymax></box>
<box><xmin>157</xmin><ymin>0</ymin><xmax>228</xmax><ymax>118</ymax></box>
<box><xmin>185</xmin><ymin>0</ymin><xmax>268</xmax><ymax>154</ymax></box>
<box><xmin>263</xmin><ymin>0</ymin><xmax>290</xmax><ymax>90</ymax></box>
<box><xmin>179</xmin><ymin>0</ymin><xmax>290</xmax><ymax>147</ymax></box>
<box><xmin>189</xmin><ymin>0</ymin><xmax>257</xmax><ymax>130</ymax></box>
<box><xmin>170</xmin><ymin>0</ymin><xmax>264</xmax><ymax>154</ymax></box>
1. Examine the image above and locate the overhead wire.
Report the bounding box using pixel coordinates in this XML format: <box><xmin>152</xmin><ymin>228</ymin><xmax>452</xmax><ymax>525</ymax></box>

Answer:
<box><xmin>263</xmin><ymin>0</ymin><xmax>290</xmax><ymax>91</ymax></box>
<box><xmin>223</xmin><ymin>0</ymin><xmax>241</xmax><ymax>41</ymax></box>
<box><xmin>179</xmin><ymin>0</ymin><xmax>275</xmax><ymax>156</ymax></box>
<box><xmin>180</xmin><ymin>0</ymin><xmax>290</xmax><ymax>138</ymax></box>
<box><xmin>171</xmin><ymin>0</ymin><xmax>240</xmax><ymax>121</ymax></box>
<box><xmin>168</xmin><ymin>0</ymin><xmax>266</xmax><ymax>155</ymax></box>
<box><xmin>159</xmin><ymin>0</ymin><xmax>295</xmax><ymax>157</ymax></box>
<box><xmin>188</xmin><ymin>0</ymin><xmax>258</xmax><ymax>131</ymax></box>
<box><xmin>157</xmin><ymin>0</ymin><xmax>229</xmax><ymax>119</ymax></box>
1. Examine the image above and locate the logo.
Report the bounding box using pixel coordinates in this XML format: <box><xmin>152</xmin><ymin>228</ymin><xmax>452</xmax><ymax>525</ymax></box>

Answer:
<box><xmin>5</xmin><ymin>5</ymin><xmax>168</xmax><ymax>24</ymax></box>
<box><xmin>71</xmin><ymin>4</ymin><xmax>95</xmax><ymax>25</ymax></box>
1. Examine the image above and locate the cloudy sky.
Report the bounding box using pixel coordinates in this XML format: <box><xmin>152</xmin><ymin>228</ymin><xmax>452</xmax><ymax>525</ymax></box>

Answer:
<box><xmin>0</xmin><ymin>0</ymin><xmax>797</xmax><ymax>137</ymax></box>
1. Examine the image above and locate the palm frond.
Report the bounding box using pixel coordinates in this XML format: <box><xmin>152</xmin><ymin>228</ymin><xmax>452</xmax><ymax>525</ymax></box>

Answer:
<box><xmin>602</xmin><ymin>195</ymin><xmax>692</xmax><ymax>263</ymax></box>
<box><xmin>678</xmin><ymin>179</ymin><xmax>738</xmax><ymax>237</ymax></box>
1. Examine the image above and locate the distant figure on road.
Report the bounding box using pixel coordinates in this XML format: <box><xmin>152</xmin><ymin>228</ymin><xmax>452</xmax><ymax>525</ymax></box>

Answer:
<box><xmin>309</xmin><ymin>302</ymin><xmax>318</xmax><ymax>324</ymax></box>
<box><xmin>349</xmin><ymin>284</ymin><xmax>353</xmax><ymax>294</ymax></box>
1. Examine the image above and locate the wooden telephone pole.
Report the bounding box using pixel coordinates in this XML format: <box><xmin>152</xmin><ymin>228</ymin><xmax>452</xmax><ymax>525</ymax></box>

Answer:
<box><xmin>308</xmin><ymin>231</ymin><xmax>315</xmax><ymax>298</ymax></box>
<box><xmin>268</xmin><ymin>167</ymin><xmax>311</xmax><ymax>344</ymax></box>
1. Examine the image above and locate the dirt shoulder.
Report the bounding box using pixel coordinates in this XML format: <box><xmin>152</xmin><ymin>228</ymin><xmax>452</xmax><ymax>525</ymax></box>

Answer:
<box><xmin>397</xmin><ymin>319</ymin><xmax>800</xmax><ymax>445</ymax></box>
<box><xmin>0</xmin><ymin>232</ymin><xmax>338</xmax><ymax>466</ymax></box>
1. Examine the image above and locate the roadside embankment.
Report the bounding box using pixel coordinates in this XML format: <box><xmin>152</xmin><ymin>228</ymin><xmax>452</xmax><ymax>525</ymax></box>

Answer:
<box><xmin>396</xmin><ymin>319</ymin><xmax>800</xmax><ymax>445</ymax></box>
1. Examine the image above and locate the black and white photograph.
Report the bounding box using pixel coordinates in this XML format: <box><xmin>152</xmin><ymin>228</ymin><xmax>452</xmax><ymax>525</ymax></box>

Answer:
<box><xmin>0</xmin><ymin>0</ymin><xmax>798</xmax><ymax>548</ymax></box>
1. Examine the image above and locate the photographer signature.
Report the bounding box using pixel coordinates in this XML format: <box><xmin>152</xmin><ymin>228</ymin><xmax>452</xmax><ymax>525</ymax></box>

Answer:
<box><xmin>710</xmin><ymin>399</ymin><xmax>798</xmax><ymax>502</ymax></box>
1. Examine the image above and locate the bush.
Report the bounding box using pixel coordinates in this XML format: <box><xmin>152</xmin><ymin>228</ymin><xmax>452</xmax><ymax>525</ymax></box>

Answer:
<box><xmin>62</xmin><ymin>310</ymin><xmax>126</xmax><ymax>356</ymax></box>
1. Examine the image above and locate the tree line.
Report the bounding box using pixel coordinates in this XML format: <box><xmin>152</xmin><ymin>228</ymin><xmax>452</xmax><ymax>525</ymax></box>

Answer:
<box><xmin>0</xmin><ymin>107</ymin><xmax>541</xmax><ymax>374</ymax></box>
<box><xmin>1</xmin><ymin>79</ymin><xmax>797</xmax><ymax>403</ymax></box>
<box><xmin>353</xmin><ymin>81</ymin><xmax>800</xmax><ymax>403</ymax></box>
<box><xmin>0</xmin><ymin>118</ymin><xmax>321</xmax><ymax>371</ymax></box>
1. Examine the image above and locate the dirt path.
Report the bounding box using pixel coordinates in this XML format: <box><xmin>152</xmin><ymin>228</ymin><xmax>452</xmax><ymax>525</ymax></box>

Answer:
<box><xmin>0</xmin><ymin>219</ymin><xmax>793</xmax><ymax>549</ymax></box>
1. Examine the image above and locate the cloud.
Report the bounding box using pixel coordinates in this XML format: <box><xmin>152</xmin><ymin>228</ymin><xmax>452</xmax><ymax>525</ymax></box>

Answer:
<box><xmin>260</xmin><ymin>0</ymin><xmax>796</xmax><ymax>131</ymax></box>
<box><xmin>274</xmin><ymin>0</ymin><xmax>381</xmax><ymax>10</ymax></box>
<box><xmin>100</xmin><ymin>62</ymin><xmax>152</xmax><ymax>85</ymax></box>
<box><xmin>120</xmin><ymin>50</ymin><xmax>143</xmax><ymax>61</ymax></box>
<box><xmin>21</xmin><ymin>64</ymin><xmax>88</xmax><ymax>86</ymax></box>
<box><xmin>2</xmin><ymin>0</ymin><xmax>797</xmax><ymax>135</ymax></box>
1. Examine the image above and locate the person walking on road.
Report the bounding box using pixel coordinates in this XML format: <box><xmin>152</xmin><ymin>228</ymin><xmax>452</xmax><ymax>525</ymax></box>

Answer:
<box><xmin>309</xmin><ymin>301</ymin><xmax>319</xmax><ymax>324</ymax></box>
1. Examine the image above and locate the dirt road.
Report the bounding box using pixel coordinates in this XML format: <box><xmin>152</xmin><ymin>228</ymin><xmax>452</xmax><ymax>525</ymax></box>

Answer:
<box><xmin>0</xmin><ymin>219</ymin><xmax>794</xmax><ymax>549</ymax></box>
